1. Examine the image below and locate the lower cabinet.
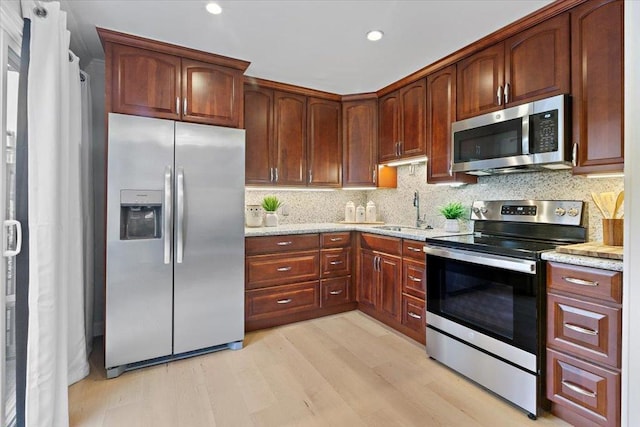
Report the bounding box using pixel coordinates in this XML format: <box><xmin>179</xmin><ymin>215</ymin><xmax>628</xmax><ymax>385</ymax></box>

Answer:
<box><xmin>546</xmin><ymin>261</ymin><xmax>622</xmax><ymax>427</ymax></box>
<box><xmin>245</xmin><ymin>232</ymin><xmax>355</xmax><ymax>331</ymax></box>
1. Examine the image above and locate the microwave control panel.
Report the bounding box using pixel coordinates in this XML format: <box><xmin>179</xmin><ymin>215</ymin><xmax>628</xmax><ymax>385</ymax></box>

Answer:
<box><xmin>530</xmin><ymin>110</ymin><xmax>558</xmax><ymax>153</ymax></box>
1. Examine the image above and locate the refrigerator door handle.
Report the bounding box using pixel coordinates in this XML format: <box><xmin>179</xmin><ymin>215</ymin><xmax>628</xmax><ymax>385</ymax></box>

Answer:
<box><xmin>163</xmin><ymin>166</ymin><xmax>173</xmax><ymax>264</ymax></box>
<box><xmin>176</xmin><ymin>167</ymin><xmax>185</xmax><ymax>263</ymax></box>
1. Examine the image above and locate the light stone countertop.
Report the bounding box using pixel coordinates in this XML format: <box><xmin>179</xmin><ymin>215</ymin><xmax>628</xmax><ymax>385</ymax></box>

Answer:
<box><xmin>245</xmin><ymin>223</ymin><xmax>467</xmax><ymax>241</ymax></box>
<box><xmin>542</xmin><ymin>251</ymin><xmax>623</xmax><ymax>272</ymax></box>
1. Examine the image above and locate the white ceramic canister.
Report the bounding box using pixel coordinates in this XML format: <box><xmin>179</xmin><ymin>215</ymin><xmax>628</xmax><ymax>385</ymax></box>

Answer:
<box><xmin>356</xmin><ymin>205</ymin><xmax>366</xmax><ymax>223</ymax></box>
<box><xmin>345</xmin><ymin>201</ymin><xmax>355</xmax><ymax>222</ymax></box>
<box><xmin>365</xmin><ymin>201</ymin><xmax>377</xmax><ymax>223</ymax></box>
<box><xmin>245</xmin><ymin>204</ymin><xmax>262</xmax><ymax>227</ymax></box>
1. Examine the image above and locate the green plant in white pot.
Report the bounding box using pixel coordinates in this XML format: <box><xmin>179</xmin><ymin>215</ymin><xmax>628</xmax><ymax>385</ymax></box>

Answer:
<box><xmin>261</xmin><ymin>196</ymin><xmax>282</xmax><ymax>227</ymax></box>
<box><xmin>439</xmin><ymin>202</ymin><xmax>466</xmax><ymax>232</ymax></box>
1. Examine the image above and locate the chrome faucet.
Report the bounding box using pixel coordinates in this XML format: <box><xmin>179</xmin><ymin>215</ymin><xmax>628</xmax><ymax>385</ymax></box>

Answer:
<box><xmin>413</xmin><ymin>190</ymin><xmax>426</xmax><ymax>228</ymax></box>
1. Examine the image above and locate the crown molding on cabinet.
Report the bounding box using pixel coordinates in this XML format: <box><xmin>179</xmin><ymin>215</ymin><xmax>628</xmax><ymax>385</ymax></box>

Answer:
<box><xmin>244</xmin><ymin>75</ymin><xmax>342</xmax><ymax>101</ymax></box>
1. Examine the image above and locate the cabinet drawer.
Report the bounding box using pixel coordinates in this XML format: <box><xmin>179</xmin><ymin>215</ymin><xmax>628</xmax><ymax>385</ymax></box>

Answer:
<box><xmin>321</xmin><ymin>247</ymin><xmax>351</xmax><ymax>278</ymax></box>
<box><xmin>321</xmin><ymin>276</ymin><xmax>352</xmax><ymax>307</ymax></box>
<box><xmin>402</xmin><ymin>295</ymin><xmax>425</xmax><ymax>334</ymax></box>
<box><xmin>548</xmin><ymin>262</ymin><xmax>622</xmax><ymax>304</ymax></box>
<box><xmin>246</xmin><ymin>234</ymin><xmax>319</xmax><ymax>255</ymax></box>
<box><xmin>246</xmin><ymin>250</ymin><xmax>319</xmax><ymax>289</ymax></box>
<box><xmin>546</xmin><ymin>348</ymin><xmax>620</xmax><ymax>427</ymax></box>
<box><xmin>360</xmin><ymin>233</ymin><xmax>401</xmax><ymax>255</ymax></box>
<box><xmin>322</xmin><ymin>232</ymin><xmax>351</xmax><ymax>248</ymax></box>
<box><xmin>246</xmin><ymin>281</ymin><xmax>320</xmax><ymax>320</ymax></box>
<box><xmin>548</xmin><ymin>293</ymin><xmax>621</xmax><ymax>368</ymax></box>
<box><xmin>403</xmin><ymin>258</ymin><xmax>425</xmax><ymax>299</ymax></box>
<box><xmin>403</xmin><ymin>239</ymin><xmax>425</xmax><ymax>261</ymax></box>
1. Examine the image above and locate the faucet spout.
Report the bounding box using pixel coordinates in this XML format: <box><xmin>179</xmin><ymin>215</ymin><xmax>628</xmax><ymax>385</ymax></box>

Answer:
<box><xmin>414</xmin><ymin>191</ymin><xmax>423</xmax><ymax>228</ymax></box>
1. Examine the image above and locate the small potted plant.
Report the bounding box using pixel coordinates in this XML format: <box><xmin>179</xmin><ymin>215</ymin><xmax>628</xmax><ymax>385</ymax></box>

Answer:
<box><xmin>439</xmin><ymin>202</ymin><xmax>466</xmax><ymax>232</ymax></box>
<box><xmin>261</xmin><ymin>195</ymin><xmax>283</xmax><ymax>227</ymax></box>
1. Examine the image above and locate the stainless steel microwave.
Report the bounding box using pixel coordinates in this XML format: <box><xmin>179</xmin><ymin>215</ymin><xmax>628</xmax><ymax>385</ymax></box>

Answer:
<box><xmin>451</xmin><ymin>94</ymin><xmax>570</xmax><ymax>175</ymax></box>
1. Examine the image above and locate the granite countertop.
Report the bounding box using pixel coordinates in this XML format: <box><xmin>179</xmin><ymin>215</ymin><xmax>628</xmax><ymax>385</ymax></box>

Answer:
<box><xmin>542</xmin><ymin>251</ymin><xmax>623</xmax><ymax>272</ymax></box>
<box><xmin>245</xmin><ymin>222</ymin><xmax>466</xmax><ymax>241</ymax></box>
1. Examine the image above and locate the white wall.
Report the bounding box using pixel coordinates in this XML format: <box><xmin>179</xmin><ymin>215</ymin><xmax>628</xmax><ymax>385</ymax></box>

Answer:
<box><xmin>84</xmin><ymin>59</ymin><xmax>106</xmax><ymax>336</ymax></box>
<box><xmin>622</xmin><ymin>2</ymin><xmax>639</xmax><ymax>425</ymax></box>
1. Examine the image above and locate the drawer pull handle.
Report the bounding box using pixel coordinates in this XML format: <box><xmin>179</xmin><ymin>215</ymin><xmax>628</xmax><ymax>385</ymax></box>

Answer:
<box><xmin>330</xmin><ymin>237</ymin><xmax>343</xmax><ymax>242</ymax></box>
<box><xmin>407</xmin><ymin>247</ymin><xmax>422</xmax><ymax>252</ymax></box>
<box><xmin>276</xmin><ymin>241</ymin><xmax>293</xmax><ymax>246</ymax></box>
<box><xmin>329</xmin><ymin>260</ymin><xmax>344</xmax><ymax>265</ymax></box>
<box><xmin>562</xmin><ymin>276</ymin><xmax>599</xmax><ymax>287</ymax></box>
<box><xmin>561</xmin><ymin>380</ymin><xmax>597</xmax><ymax>398</ymax></box>
<box><xmin>276</xmin><ymin>266</ymin><xmax>292</xmax><ymax>272</ymax></box>
<box><xmin>408</xmin><ymin>312</ymin><xmax>422</xmax><ymax>320</ymax></box>
<box><xmin>277</xmin><ymin>298</ymin><xmax>293</xmax><ymax>304</ymax></box>
<box><xmin>408</xmin><ymin>275</ymin><xmax>422</xmax><ymax>282</ymax></box>
<box><xmin>329</xmin><ymin>290</ymin><xmax>344</xmax><ymax>295</ymax></box>
<box><xmin>564</xmin><ymin>323</ymin><xmax>598</xmax><ymax>336</ymax></box>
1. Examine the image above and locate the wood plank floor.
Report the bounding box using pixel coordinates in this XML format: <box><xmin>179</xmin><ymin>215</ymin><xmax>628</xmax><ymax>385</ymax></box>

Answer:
<box><xmin>69</xmin><ymin>311</ymin><xmax>570</xmax><ymax>427</ymax></box>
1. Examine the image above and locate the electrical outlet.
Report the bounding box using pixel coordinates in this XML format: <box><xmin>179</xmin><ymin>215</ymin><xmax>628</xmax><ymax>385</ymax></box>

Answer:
<box><xmin>281</xmin><ymin>204</ymin><xmax>289</xmax><ymax>216</ymax></box>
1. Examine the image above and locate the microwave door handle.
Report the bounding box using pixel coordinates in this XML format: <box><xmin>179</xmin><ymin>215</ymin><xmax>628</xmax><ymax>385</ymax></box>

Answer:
<box><xmin>163</xmin><ymin>166</ymin><xmax>172</xmax><ymax>264</ymax></box>
<box><xmin>176</xmin><ymin>167</ymin><xmax>185</xmax><ymax>263</ymax></box>
<box><xmin>496</xmin><ymin>85</ymin><xmax>503</xmax><ymax>106</ymax></box>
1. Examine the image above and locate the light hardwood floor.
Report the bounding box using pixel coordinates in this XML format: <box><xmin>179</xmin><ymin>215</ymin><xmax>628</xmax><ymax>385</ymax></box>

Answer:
<box><xmin>69</xmin><ymin>311</ymin><xmax>570</xmax><ymax>427</ymax></box>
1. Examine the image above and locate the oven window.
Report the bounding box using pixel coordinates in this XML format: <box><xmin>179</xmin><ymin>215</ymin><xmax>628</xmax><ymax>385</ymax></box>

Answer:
<box><xmin>427</xmin><ymin>256</ymin><xmax>538</xmax><ymax>354</ymax></box>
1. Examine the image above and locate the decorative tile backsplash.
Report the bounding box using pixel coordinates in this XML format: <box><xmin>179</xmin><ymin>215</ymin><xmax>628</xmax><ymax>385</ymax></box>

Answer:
<box><xmin>245</xmin><ymin>165</ymin><xmax>623</xmax><ymax>241</ymax></box>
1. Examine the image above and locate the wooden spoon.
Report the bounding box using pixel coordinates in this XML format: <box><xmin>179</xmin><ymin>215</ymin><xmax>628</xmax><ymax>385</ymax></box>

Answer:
<box><xmin>591</xmin><ymin>192</ymin><xmax>609</xmax><ymax>218</ymax></box>
<box><xmin>599</xmin><ymin>192</ymin><xmax>617</xmax><ymax>218</ymax></box>
<box><xmin>614</xmin><ymin>190</ymin><xmax>624</xmax><ymax>218</ymax></box>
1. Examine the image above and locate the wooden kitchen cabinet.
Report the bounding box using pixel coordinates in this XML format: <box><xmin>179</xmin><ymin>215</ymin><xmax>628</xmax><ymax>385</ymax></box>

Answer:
<box><xmin>307</xmin><ymin>98</ymin><xmax>342</xmax><ymax>187</ymax></box>
<box><xmin>570</xmin><ymin>0</ymin><xmax>624</xmax><ymax>175</ymax></box>
<box><xmin>426</xmin><ymin>65</ymin><xmax>476</xmax><ymax>184</ymax></box>
<box><xmin>244</xmin><ymin>86</ymin><xmax>274</xmax><ymax>184</ymax></box>
<box><xmin>100</xmin><ymin>29</ymin><xmax>247</xmax><ymax>127</ymax></box>
<box><xmin>274</xmin><ymin>91</ymin><xmax>307</xmax><ymax>185</ymax></box>
<box><xmin>342</xmin><ymin>97</ymin><xmax>378</xmax><ymax>187</ymax></box>
<box><xmin>457</xmin><ymin>13</ymin><xmax>569</xmax><ymax>120</ymax></box>
<box><xmin>378</xmin><ymin>79</ymin><xmax>426</xmax><ymax>162</ymax></box>
<box><xmin>546</xmin><ymin>261</ymin><xmax>623</xmax><ymax>427</ymax></box>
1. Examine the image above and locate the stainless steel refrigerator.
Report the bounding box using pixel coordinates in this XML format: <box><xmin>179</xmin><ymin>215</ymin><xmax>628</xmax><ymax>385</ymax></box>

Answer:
<box><xmin>105</xmin><ymin>113</ymin><xmax>245</xmax><ymax>378</ymax></box>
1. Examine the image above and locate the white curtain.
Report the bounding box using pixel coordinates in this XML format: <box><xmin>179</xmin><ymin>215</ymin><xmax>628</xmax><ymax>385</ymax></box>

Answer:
<box><xmin>21</xmin><ymin>1</ymin><xmax>89</xmax><ymax>426</ymax></box>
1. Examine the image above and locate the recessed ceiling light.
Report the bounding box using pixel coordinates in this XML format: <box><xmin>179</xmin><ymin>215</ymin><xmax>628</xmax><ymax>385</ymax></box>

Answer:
<box><xmin>206</xmin><ymin>2</ymin><xmax>222</xmax><ymax>15</ymax></box>
<box><xmin>366</xmin><ymin>30</ymin><xmax>384</xmax><ymax>41</ymax></box>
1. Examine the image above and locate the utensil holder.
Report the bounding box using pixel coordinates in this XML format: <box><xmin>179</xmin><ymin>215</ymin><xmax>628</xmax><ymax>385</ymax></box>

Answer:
<box><xmin>602</xmin><ymin>218</ymin><xmax>623</xmax><ymax>246</ymax></box>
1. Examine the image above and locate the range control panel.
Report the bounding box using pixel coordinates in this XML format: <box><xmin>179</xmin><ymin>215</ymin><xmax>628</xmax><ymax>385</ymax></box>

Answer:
<box><xmin>471</xmin><ymin>200</ymin><xmax>584</xmax><ymax>226</ymax></box>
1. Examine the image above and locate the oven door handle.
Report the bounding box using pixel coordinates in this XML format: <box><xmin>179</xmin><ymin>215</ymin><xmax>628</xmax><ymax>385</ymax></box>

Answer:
<box><xmin>423</xmin><ymin>245</ymin><xmax>537</xmax><ymax>274</ymax></box>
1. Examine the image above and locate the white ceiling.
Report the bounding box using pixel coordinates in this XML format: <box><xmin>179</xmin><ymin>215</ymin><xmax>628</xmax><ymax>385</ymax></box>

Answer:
<box><xmin>60</xmin><ymin>0</ymin><xmax>553</xmax><ymax>95</ymax></box>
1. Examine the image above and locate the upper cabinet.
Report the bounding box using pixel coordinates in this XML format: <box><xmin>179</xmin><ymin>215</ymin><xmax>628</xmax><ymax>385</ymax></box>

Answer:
<box><xmin>426</xmin><ymin>65</ymin><xmax>476</xmax><ymax>184</ymax></box>
<box><xmin>99</xmin><ymin>28</ymin><xmax>249</xmax><ymax>128</ymax></box>
<box><xmin>244</xmin><ymin>86</ymin><xmax>274</xmax><ymax>185</ymax></box>
<box><xmin>307</xmin><ymin>98</ymin><xmax>342</xmax><ymax>187</ymax></box>
<box><xmin>342</xmin><ymin>98</ymin><xmax>378</xmax><ymax>187</ymax></box>
<box><xmin>378</xmin><ymin>79</ymin><xmax>426</xmax><ymax>163</ymax></box>
<box><xmin>274</xmin><ymin>92</ymin><xmax>307</xmax><ymax>185</ymax></box>
<box><xmin>570</xmin><ymin>0</ymin><xmax>624</xmax><ymax>175</ymax></box>
<box><xmin>457</xmin><ymin>13</ymin><xmax>570</xmax><ymax>120</ymax></box>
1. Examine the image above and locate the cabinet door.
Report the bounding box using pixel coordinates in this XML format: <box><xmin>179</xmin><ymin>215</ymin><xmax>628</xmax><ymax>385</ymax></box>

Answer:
<box><xmin>571</xmin><ymin>0</ymin><xmax>624</xmax><ymax>174</ymax></box>
<box><xmin>399</xmin><ymin>80</ymin><xmax>426</xmax><ymax>158</ymax></box>
<box><xmin>504</xmin><ymin>13</ymin><xmax>570</xmax><ymax>105</ymax></box>
<box><xmin>378</xmin><ymin>254</ymin><xmax>402</xmax><ymax>321</ymax></box>
<box><xmin>307</xmin><ymin>98</ymin><xmax>341</xmax><ymax>187</ymax></box>
<box><xmin>378</xmin><ymin>92</ymin><xmax>400</xmax><ymax>162</ymax></box>
<box><xmin>181</xmin><ymin>59</ymin><xmax>242</xmax><ymax>127</ymax></box>
<box><xmin>358</xmin><ymin>250</ymin><xmax>377</xmax><ymax>308</ymax></box>
<box><xmin>457</xmin><ymin>43</ymin><xmax>505</xmax><ymax>120</ymax></box>
<box><xmin>110</xmin><ymin>44</ymin><xmax>181</xmax><ymax>119</ymax></box>
<box><xmin>426</xmin><ymin>65</ymin><xmax>477</xmax><ymax>184</ymax></box>
<box><xmin>244</xmin><ymin>86</ymin><xmax>274</xmax><ymax>185</ymax></box>
<box><xmin>342</xmin><ymin>100</ymin><xmax>378</xmax><ymax>186</ymax></box>
<box><xmin>274</xmin><ymin>91</ymin><xmax>307</xmax><ymax>185</ymax></box>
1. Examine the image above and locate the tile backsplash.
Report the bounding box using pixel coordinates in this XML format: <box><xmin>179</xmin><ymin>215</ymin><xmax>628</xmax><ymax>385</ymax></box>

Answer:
<box><xmin>245</xmin><ymin>165</ymin><xmax>623</xmax><ymax>241</ymax></box>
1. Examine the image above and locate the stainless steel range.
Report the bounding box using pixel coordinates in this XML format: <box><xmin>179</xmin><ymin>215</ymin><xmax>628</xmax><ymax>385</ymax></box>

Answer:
<box><xmin>423</xmin><ymin>200</ymin><xmax>587</xmax><ymax>419</ymax></box>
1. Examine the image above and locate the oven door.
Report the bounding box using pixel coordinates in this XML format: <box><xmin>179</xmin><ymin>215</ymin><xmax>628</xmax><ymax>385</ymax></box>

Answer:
<box><xmin>424</xmin><ymin>245</ymin><xmax>541</xmax><ymax>359</ymax></box>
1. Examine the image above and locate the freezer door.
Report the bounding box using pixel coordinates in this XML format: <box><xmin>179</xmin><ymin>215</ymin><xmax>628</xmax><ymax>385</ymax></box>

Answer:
<box><xmin>173</xmin><ymin>123</ymin><xmax>245</xmax><ymax>354</ymax></box>
<box><xmin>105</xmin><ymin>113</ymin><xmax>174</xmax><ymax>369</ymax></box>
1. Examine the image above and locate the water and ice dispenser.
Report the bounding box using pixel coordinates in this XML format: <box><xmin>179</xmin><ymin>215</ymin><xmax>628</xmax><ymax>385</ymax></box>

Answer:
<box><xmin>119</xmin><ymin>190</ymin><xmax>163</xmax><ymax>240</ymax></box>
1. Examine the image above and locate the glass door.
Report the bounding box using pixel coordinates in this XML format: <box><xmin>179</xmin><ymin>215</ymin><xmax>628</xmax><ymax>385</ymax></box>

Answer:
<box><xmin>1</xmin><ymin>28</ymin><xmax>21</xmax><ymax>427</ymax></box>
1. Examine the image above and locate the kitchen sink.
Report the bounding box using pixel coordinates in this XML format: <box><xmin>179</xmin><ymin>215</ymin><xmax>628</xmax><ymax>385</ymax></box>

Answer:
<box><xmin>373</xmin><ymin>225</ymin><xmax>431</xmax><ymax>232</ymax></box>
